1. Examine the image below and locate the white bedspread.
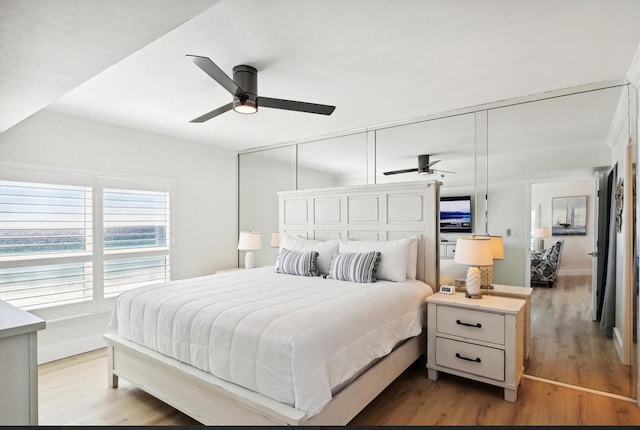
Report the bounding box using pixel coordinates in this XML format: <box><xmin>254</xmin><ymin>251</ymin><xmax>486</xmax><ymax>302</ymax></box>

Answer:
<box><xmin>110</xmin><ymin>266</ymin><xmax>432</xmax><ymax>417</ymax></box>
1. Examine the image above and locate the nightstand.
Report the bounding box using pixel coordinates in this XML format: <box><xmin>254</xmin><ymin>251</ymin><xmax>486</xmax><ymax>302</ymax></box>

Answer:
<box><xmin>455</xmin><ymin>283</ymin><xmax>532</xmax><ymax>360</ymax></box>
<box><xmin>426</xmin><ymin>292</ymin><xmax>525</xmax><ymax>402</ymax></box>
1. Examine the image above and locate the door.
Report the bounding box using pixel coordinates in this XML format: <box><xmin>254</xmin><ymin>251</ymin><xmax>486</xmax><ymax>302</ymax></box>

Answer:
<box><xmin>591</xmin><ymin>171</ymin><xmax>608</xmax><ymax>321</ymax></box>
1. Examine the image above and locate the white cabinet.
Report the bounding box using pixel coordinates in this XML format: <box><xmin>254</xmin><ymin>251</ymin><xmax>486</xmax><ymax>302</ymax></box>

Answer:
<box><xmin>426</xmin><ymin>292</ymin><xmax>524</xmax><ymax>402</ymax></box>
<box><xmin>0</xmin><ymin>300</ymin><xmax>46</xmax><ymax>425</ymax></box>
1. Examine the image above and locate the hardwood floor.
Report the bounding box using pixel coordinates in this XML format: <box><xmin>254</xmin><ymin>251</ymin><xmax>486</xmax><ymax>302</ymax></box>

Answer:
<box><xmin>39</xmin><ymin>347</ymin><xmax>640</xmax><ymax>426</ymax></box>
<box><xmin>526</xmin><ymin>275</ymin><xmax>634</xmax><ymax>397</ymax></box>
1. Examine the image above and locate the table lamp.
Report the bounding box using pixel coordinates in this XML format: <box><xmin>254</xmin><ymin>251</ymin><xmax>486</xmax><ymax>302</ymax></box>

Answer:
<box><xmin>454</xmin><ymin>236</ymin><xmax>493</xmax><ymax>299</ymax></box>
<box><xmin>238</xmin><ymin>231</ymin><xmax>262</xmax><ymax>269</ymax></box>
<box><xmin>534</xmin><ymin>227</ymin><xmax>549</xmax><ymax>252</ymax></box>
<box><xmin>479</xmin><ymin>235</ymin><xmax>504</xmax><ymax>290</ymax></box>
<box><xmin>270</xmin><ymin>232</ymin><xmax>280</xmax><ymax>248</ymax></box>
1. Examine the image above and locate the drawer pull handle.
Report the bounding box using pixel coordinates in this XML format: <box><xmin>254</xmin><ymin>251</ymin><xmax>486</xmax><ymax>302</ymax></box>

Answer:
<box><xmin>456</xmin><ymin>353</ymin><xmax>481</xmax><ymax>363</ymax></box>
<box><xmin>456</xmin><ymin>319</ymin><xmax>482</xmax><ymax>328</ymax></box>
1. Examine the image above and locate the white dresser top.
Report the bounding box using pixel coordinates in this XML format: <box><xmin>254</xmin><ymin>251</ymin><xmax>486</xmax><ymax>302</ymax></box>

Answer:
<box><xmin>0</xmin><ymin>300</ymin><xmax>45</xmax><ymax>339</ymax></box>
<box><xmin>426</xmin><ymin>291</ymin><xmax>525</xmax><ymax>314</ymax></box>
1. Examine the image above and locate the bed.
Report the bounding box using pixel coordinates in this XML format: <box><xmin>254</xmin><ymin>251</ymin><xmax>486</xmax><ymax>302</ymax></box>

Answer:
<box><xmin>105</xmin><ymin>180</ymin><xmax>441</xmax><ymax>425</ymax></box>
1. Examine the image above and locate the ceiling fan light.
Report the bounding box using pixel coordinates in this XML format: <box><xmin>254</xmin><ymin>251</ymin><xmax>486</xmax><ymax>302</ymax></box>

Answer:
<box><xmin>233</xmin><ymin>98</ymin><xmax>257</xmax><ymax>114</ymax></box>
<box><xmin>418</xmin><ymin>169</ymin><xmax>431</xmax><ymax>176</ymax></box>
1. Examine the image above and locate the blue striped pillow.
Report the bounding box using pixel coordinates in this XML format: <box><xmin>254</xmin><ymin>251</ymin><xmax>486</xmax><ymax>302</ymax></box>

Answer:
<box><xmin>327</xmin><ymin>251</ymin><xmax>381</xmax><ymax>283</ymax></box>
<box><xmin>276</xmin><ymin>248</ymin><xmax>320</xmax><ymax>277</ymax></box>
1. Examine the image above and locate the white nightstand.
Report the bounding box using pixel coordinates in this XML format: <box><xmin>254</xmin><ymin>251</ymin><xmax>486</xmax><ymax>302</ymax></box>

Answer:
<box><xmin>426</xmin><ymin>292</ymin><xmax>525</xmax><ymax>402</ymax></box>
<box><xmin>455</xmin><ymin>283</ymin><xmax>533</xmax><ymax>360</ymax></box>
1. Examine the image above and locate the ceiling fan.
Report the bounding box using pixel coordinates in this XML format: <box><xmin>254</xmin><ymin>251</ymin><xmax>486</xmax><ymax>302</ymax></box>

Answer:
<box><xmin>186</xmin><ymin>55</ymin><xmax>336</xmax><ymax>122</ymax></box>
<box><xmin>382</xmin><ymin>154</ymin><xmax>455</xmax><ymax>176</ymax></box>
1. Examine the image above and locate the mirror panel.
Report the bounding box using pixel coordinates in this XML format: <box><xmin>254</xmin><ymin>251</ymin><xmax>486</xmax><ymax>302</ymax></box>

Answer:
<box><xmin>487</xmin><ymin>87</ymin><xmax>621</xmax><ymax>184</ymax></box>
<box><xmin>375</xmin><ymin>112</ymin><xmax>481</xmax><ymax>286</ymax></box>
<box><xmin>375</xmin><ymin>113</ymin><xmax>476</xmax><ymax>189</ymax></box>
<box><xmin>297</xmin><ymin>132</ymin><xmax>368</xmax><ymax>189</ymax></box>
<box><xmin>487</xmin><ymin>86</ymin><xmax>632</xmax><ymax>397</ymax></box>
<box><xmin>239</xmin><ymin>146</ymin><xmax>295</xmax><ymax>268</ymax></box>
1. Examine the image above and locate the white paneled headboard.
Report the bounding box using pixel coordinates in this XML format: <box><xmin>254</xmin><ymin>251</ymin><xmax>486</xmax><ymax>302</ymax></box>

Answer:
<box><xmin>278</xmin><ymin>180</ymin><xmax>441</xmax><ymax>288</ymax></box>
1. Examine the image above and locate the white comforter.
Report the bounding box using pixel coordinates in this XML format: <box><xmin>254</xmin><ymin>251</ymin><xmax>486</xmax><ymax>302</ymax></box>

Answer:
<box><xmin>110</xmin><ymin>266</ymin><xmax>432</xmax><ymax>417</ymax></box>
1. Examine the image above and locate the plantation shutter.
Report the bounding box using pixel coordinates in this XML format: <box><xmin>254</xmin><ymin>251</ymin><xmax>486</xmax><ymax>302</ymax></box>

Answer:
<box><xmin>0</xmin><ymin>180</ymin><xmax>93</xmax><ymax>309</ymax></box>
<box><xmin>103</xmin><ymin>188</ymin><xmax>171</xmax><ymax>296</ymax></box>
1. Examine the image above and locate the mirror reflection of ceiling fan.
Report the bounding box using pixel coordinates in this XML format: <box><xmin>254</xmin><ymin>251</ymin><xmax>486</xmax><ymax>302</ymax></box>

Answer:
<box><xmin>382</xmin><ymin>154</ymin><xmax>455</xmax><ymax>176</ymax></box>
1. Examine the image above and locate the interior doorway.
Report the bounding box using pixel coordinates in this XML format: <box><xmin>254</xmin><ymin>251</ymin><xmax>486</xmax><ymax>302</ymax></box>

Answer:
<box><xmin>527</xmin><ymin>176</ymin><xmax>635</xmax><ymax>398</ymax></box>
<box><xmin>529</xmin><ymin>178</ymin><xmax>595</xmax><ymax>284</ymax></box>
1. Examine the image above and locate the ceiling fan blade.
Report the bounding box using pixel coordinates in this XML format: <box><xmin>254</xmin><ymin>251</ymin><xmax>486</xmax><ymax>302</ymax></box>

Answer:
<box><xmin>190</xmin><ymin>102</ymin><xmax>233</xmax><ymax>123</ymax></box>
<box><xmin>433</xmin><ymin>169</ymin><xmax>456</xmax><ymax>174</ymax></box>
<box><xmin>187</xmin><ymin>55</ymin><xmax>243</xmax><ymax>96</ymax></box>
<box><xmin>259</xmin><ymin>97</ymin><xmax>335</xmax><ymax>115</ymax></box>
<box><xmin>428</xmin><ymin>159</ymin><xmax>441</xmax><ymax>167</ymax></box>
<box><xmin>383</xmin><ymin>168</ymin><xmax>419</xmax><ymax>176</ymax></box>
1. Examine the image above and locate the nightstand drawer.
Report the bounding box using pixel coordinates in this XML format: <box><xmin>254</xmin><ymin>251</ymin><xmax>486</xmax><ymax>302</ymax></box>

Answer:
<box><xmin>435</xmin><ymin>337</ymin><xmax>505</xmax><ymax>381</ymax></box>
<box><xmin>436</xmin><ymin>305</ymin><xmax>505</xmax><ymax>345</ymax></box>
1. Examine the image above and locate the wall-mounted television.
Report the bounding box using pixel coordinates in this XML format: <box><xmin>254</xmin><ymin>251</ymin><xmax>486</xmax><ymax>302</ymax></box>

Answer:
<box><xmin>440</xmin><ymin>196</ymin><xmax>472</xmax><ymax>233</ymax></box>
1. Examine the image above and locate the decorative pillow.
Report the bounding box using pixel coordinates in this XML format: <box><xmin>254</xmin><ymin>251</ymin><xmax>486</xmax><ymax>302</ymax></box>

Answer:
<box><xmin>327</xmin><ymin>251</ymin><xmax>381</xmax><ymax>283</ymax></box>
<box><xmin>280</xmin><ymin>234</ymin><xmax>339</xmax><ymax>274</ymax></box>
<box><xmin>338</xmin><ymin>238</ymin><xmax>411</xmax><ymax>282</ymax></box>
<box><xmin>276</xmin><ymin>248</ymin><xmax>320</xmax><ymax>277</ymax></box>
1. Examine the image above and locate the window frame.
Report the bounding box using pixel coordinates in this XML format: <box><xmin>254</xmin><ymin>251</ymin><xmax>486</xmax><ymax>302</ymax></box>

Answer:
<box><xmin>0</xmin><ymin>164</ymin><xmax>175</xmax><ymax>320</ymax></box>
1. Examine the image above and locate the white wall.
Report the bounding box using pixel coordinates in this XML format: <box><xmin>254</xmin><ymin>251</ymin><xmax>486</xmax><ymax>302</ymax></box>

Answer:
<box><xmin>0</xmin><ymin>110</ymin><xmax>238</xmax><ymax>362</ymax></box>
<box><xmin>608</xmin><ymin>88</ymin><xmax>634</xmax><ymax>365</ymax></box>
<box><xmin>488</xmin><ymin>180</ymin><xmax>528</xmax><ymax>286</ymax></box>
<box><xmin>531</xmin><ymin>179</ymin><xmax>595</xmax><ymax>276</ymax></box>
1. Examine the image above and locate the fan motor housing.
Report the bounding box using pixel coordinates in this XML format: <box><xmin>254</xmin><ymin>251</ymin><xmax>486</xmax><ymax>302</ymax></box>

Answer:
<box><xmin>418</xmin><ymin>154</ymin><xmax>431</xmax><ymax>174</ymax></box>
<box><xmin>233</xmin><ymin>65</ymin><xmax>258</xmax><ymax>112</ymax></box>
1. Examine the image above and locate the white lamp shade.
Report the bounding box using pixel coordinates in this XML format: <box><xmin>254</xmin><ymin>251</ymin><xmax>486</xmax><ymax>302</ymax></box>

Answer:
<box><xmin>454</xmin><ymin>236</ymin><xmax>493</xmax><ymax>266</ymax></box>
<box><xmin>238</xmin><ymin>231</ymin><xmax>262</xmax><ymax>251</ymax></box>
<box><xmin>489</xmin><ymin>235</ymin><xmax>504</xmax><ymax>260</ymax></box>
<box><xmin>534</xmin><ymin>227</ymin><xmax>549</xmax><ymax>238</ymax></box>
<box><xmin>270</xmin><ymin>232</ymin><xmax>280</xmax><ymax>248</ymax></box>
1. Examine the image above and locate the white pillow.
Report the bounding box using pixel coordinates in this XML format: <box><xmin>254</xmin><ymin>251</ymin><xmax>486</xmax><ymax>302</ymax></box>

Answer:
<box><xmin>406</xmin><ymin>236</ymin><xmax>419</xmax><ymax>280</ymax></box>
<box><xmin>339</xmin><ymin>238</ymin><xmax>411</xmax><ymax>282</ymax></box>
<box><xmin>280</xmin><ymin>234</ymin><xmax>339</xmax><ymax>274</ymax></box>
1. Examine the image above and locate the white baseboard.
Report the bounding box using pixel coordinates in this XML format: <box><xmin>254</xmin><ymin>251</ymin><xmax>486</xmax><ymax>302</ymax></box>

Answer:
<box><xmin>38</xmin><ymin>334</ymin><xmax>107</xmax><ymax>364</ymax></box>
<box><xmin>37</xmin><ymin>311</ymin><xmax>111</xmax><ymax>364</ymax></box>
<box><xmin>612</xmin><ymin>326</ymin><xmax>630</xmax><ymax>365</ymax></box>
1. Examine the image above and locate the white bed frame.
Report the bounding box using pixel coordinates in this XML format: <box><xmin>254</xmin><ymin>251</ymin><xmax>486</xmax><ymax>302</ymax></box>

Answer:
<box><xmin>105</xmin><ymin>180</ymin><xmax>440</xmax><ymax>425</ymax></box>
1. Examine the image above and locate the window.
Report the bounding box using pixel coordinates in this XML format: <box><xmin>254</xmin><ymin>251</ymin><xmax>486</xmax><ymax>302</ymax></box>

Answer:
<box><xmin>0</xmin><ymin>181</ymin><xmax>93</xmax><ymax>309</ymax></box>
<box><xmin>103</xmin><ymin>188</ymin><xmax>170</xmax><ymax>296</ymax></box>
<box><xmin>0</xmin><ymin>177</ymin><xmax>171</xmax><ymax>310</ymax></box>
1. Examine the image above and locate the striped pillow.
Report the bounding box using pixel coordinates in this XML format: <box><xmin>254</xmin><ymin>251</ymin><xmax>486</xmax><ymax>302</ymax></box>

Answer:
<box><xmin>276</xmin><ymin>248</ymin><xmax>320</xmax><ymax>277</ymax></box>
<box><xmin>327</xmin><ymin>251</ymin><xmax>381</xmax><ymax>283</ymax></box>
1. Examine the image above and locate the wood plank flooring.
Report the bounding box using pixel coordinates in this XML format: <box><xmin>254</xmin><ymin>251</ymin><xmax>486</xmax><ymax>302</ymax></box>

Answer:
<box><xmin>39</xmin><ymin>347</ymin><xmax>640</xmax><ymax>426</ymax></box>
<box><xmin>526</xmin><ymin>275</ymin><xmax>634</xmax><ymax>397</ymax></box>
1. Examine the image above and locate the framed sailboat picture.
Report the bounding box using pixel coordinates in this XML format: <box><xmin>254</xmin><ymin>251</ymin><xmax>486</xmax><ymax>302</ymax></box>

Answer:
<box><xmin>552</xmin><ymin>195</ymin><xmax>587</xmax><ymax>236</ymax></box>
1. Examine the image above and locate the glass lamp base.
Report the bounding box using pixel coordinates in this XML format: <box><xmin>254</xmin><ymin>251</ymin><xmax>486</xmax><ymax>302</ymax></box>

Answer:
<box><xmin>479</xmin><ymin>266</ymin><xmax>494</xmax><ymax>290</ymax></box>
